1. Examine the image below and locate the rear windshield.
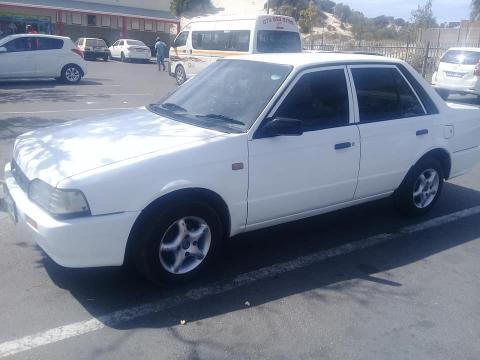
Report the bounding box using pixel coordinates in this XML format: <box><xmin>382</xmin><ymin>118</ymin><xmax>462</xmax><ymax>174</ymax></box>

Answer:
<box><xmin>126</xmin><ymin>40</ymin><xmax>146</xmax><ymax>46</ymax></box>
<box><xmin>85</xmin><ymin>39</ymin><xmax>106</xmax><ymax>47</ymax></box>
<box><xmin>256</xmin><ymin>30</ymin><xmax>301</xmax><ymax>53</ymax></box>
<box><xmin>441</xmin><ymin>50</ymin><xmax>480</xmax><ymax>65</ymax></box>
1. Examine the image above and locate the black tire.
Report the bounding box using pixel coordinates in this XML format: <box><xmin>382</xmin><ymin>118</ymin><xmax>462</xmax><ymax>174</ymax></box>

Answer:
<box><xmin>437</xmin><ymin>89</ymin><xmax>450</xmax><ymax>100</ymax></box>
<box><xmin>175</xmin><ymin>65</ymin><xmax>186</xmax><ymax>85</ymax></box>
<box><xmin>103</xmin><ymin>56</ymin><xmax>108</xmax><ymax>62</ymax></box>
<box><xmin>394</xmin><ymin>157</ymin><xmax>444</xmax><ymax>216</ymax></box>
<box><xmin>60</xmin><ymin>64</ymin><xmax>82</xmax><ymax>84</ymax></box>
<box><xmin>133</xmin><ymin>200</ymin><xmax>224</xmax><ymax>285</ymax></box>
<box><xmin>121</xmin><ymin>52</ymin><xmax>126</xmax><ymax>62</ymax></box>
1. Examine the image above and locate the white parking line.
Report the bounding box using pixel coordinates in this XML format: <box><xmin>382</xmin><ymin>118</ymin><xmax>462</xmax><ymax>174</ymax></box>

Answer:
<box><xmin>0</xmin><ymin>107</ymin><xmax>140</xmax><ymax>115</ymax></box>
<box><xmin>1</xmin><ymin>205</ymin><xmax>480</xmax><ymax>358</ymax></box>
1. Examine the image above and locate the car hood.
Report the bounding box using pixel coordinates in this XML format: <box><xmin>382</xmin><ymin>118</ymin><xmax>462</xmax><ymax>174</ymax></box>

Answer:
<box><xmin>13</xmin><ymin>108</ymin><xmax>225</xmax><ymax>186</ymax></box>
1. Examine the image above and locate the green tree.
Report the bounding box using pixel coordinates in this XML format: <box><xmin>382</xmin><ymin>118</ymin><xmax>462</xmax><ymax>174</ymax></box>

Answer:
<box><xmin>472</xmin><ymin>0</ymin><xmax>480</xmax><ymax>20</ymax></box>
<box><xmin>170</xmin><ymin>0</ymin><xmax>211</xmax><ymax>16</ymax></box>
<box><xmin>298</xmin><ymin>1</ymin><xmax>318</xmax><ymax>33</ymax></box>
<box><xmin>410</xmin><ymin>0</ymin><xmax>437</xmax><ymax>29</ymax></box>
<box><xmin>334</xmin><ymin>3</ymin><xmax>352</xmax><ymax>23</ymax></box>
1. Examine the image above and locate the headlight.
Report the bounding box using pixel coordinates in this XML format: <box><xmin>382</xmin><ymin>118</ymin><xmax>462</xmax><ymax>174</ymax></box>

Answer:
<box><xmin>28</xmin><ymin>179</ymin><xmax>91</xmax><ymax>218</ymax></box>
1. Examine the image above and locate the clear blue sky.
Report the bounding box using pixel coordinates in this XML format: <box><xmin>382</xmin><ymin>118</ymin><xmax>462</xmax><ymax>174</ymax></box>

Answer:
<box><xmin>342</xmin><ymin>0</ymin><xmax>471</xmax><ymax>23</ymax></box>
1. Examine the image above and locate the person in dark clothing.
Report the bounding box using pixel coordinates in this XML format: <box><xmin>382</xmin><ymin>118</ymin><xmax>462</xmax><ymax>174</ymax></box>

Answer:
<box><xmin>154</xmin><ymin>37</ymin><xmax>167</xmax><ymax>71</ymax></box>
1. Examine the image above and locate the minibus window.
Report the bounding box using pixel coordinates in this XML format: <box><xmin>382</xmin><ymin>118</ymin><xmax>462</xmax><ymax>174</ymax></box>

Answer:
<box><xmin>192</xmin><ymin>30</ymin><xmax>250</xmax><ymax>52</ymax></box>
<box><xmin>256</xmin><ymin>30</ymin><xmax>301</xmax><ymax>53</ymax></box>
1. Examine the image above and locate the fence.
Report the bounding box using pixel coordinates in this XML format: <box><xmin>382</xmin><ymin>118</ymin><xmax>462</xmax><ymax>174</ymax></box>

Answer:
<box><xmin>304</xmin><ymin>40</ymin><xmax>470</xmax><ymax>81</ymax></box>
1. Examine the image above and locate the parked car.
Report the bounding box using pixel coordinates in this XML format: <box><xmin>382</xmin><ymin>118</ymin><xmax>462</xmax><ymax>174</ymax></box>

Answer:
<box><xmin>0</xmin><ymin>34</ymin><xmax>87</xmax><ymax>83</ymax></box>
<box><xmin>170</xmin><ymin>14</ymin><xmax>301</xmax><ymax>85</ymax></box>
<box><xmin>75</xmin><ymin>37</ymin><xmax>110</xmax><ymax>61</ymax></box>
<box><xmin>432</xmin><ymin>47</ymin><xmax>480</xmax><ymax>99</ymax></box>
<box><xmin>108</xmin><ymin>39</ymin><xmax>151</xmax><ymax>63</ymax></box>
<box><xmin>4</xmin><ymin>53</ymin><xmax>480</xmax><ymax>284</ymax></box>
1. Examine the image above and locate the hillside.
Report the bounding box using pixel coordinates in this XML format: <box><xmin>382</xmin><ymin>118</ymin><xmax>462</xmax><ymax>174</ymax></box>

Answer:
<box><xmin>178</xmin><ymin>0</ymin><xmax>354</xmax><ymax>40</ymax></box>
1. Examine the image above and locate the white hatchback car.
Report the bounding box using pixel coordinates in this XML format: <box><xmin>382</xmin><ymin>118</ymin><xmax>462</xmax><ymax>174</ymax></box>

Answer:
<box><xmin>3</xmin><ymin>53</ymin><xmax>480</xmax><ymax>284</ymax></box>
<box><xmin>0</xmin><ymin>34</ymin><xmax>87</xmax><ymax>83</ymax></box>
<box><xmin>432</xmin><ymin>47</ymin><xmax>480</xmax><ymax>99</ymax></box>
<box><xmin>108</xmin><ymin>39</ymin><xmax>151</xmax><ymax>63</ymax></box>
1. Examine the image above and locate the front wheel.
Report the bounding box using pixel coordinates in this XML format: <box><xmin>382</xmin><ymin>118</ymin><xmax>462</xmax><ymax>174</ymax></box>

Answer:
<box><xmin>134</xmin><ymin>200</ymin><xmax>224</xmax><ymax>285</ymax></box>
<box><xmin>175</xmin><ymin>65</ymin><xmax>186</xmax><ymax>85</ymax></box>
<box><xmin>394</xmin><ymin>157</ymin><xmax>444</xmax><ymax>216</ymax></box>
<box><xmin>61</xmin><ymin>64</ymin><xmax>82</xmax><ymax>84</ymax></box>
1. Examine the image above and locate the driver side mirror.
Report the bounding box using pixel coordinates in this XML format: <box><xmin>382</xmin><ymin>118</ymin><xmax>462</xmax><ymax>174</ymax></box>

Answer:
<box><xmin>258</xmin><ymin>117</ymin><xmax>303</xmax><ymax>138</ymax></box>
<box><xmin>0</xmin><ymin>47</ymin><xmax>7</xmax><ymax>54</ymax></box>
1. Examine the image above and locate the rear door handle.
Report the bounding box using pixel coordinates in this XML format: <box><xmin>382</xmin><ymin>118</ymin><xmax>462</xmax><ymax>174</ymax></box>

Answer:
<box><xmin>416</xmin><ymin>129</ymin><xmax>428</xmax><ymax>136</ymax></box>
<box><xmin>335</xmin><ymin>142</ymin><xmax>352</xmax><ymax>150</ymax></box>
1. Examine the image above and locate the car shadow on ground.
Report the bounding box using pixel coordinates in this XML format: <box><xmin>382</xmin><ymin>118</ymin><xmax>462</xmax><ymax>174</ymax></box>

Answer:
<box><xmin>0</xmin><ymin>79</ymin><xmax>105</xmax><ymax>89</ymax></box>
<box><xmin>34</xmin><ymin>181</ymin><xmax>480</xmax><ymax>331</ymax></box>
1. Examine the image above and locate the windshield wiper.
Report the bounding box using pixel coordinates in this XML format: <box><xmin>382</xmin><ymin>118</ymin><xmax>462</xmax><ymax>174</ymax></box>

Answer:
<box><xmin>160</xmin><ymin>102</ymin><xmax>187</xmax><ymax>112</ymax></box>
<box><xmin>195</xmin><ymin>114</ymin><xmax>245</xmax><ymax>126</ymax></box>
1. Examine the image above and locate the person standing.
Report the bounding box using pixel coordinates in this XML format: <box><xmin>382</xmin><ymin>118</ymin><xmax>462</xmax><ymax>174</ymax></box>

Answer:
<box><xmin>26</xmin><ymin>25</ymin><xmax>38</xmax><ymax>34</ymax></box>
<box><xmin>154</xmin><ymin>37</ymin><xmax>167</xmax><ymax>71</ymax></box>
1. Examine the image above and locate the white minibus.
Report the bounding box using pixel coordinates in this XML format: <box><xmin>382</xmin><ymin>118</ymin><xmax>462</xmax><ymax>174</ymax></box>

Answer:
<box><xmin>169</xmin><ymin>14</ymin><xmax>301</xmax><ymax>84</ymax></box>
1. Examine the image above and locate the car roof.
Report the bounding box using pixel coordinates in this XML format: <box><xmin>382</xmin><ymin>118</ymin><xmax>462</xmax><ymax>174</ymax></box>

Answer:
<box><xmin>445</xmin><ymin>47</ymin><xmax>480</xmax><ymax>52</ymax></box>
<box><xmin>228</xmin><ymin>52</ymin><xmax>402</xmax><ymax>68</ymax></box>
<box><xmin>2</xmin><ymin>33</ymin><xmax>70</xmax><ymax>40</ymax></box>
<box><xmin>82</xmin><ymin>38</ymin><xmax>105</xmax><ymax>40</ymax></box>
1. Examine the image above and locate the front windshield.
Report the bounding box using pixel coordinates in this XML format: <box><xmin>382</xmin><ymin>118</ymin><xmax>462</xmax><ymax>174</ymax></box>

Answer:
<box><xmin>256</xmin><ymin>31</ymin><xmax>301</xmax><ymax>53</ymax></box>
<box><xmin>149</xmin><ymin>60</ymin><xmax>292</xmax><ymax>133</ymax></box>
<box><xmin>127</xmin><ymin>40</ymin><xmax>146</xmax><ymax>46</ymax></box>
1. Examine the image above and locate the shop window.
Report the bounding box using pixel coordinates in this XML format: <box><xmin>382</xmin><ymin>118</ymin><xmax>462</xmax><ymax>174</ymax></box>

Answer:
<box><xmin>131</xmin><ymin>19</ymin><xmax>139</xmax><ymax>30</ymax></box>
<box><xmin>72</xmin><ymin>13</ymin><xmax>82</xmax><ymax>25</ymax></box>
<box><xmin>87</xmin><ymin>15</ymin><xmax>97</xmax><ymax>26</ymax></box>
<box><xmin>145</xmin><ymin>20</ymin><xmax>153</xmax><ymax>31</ymax></box>
<box><xmin>157</xmin><ymin>22</ymin><xmax>165</xmax><ymax>32</ymax></box>
<box><xmin>101</xmin><ymin>15</ymin><xmax>110</xmax><ymax>27</ymax></box>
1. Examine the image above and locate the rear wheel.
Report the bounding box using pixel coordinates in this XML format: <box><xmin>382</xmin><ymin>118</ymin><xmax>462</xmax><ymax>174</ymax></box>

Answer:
<box><xmin>133</xmin><ymin>200</ymin><xmax>224</xmax><ymax>285</ymax></box>
<box><xmin>103</xmin><ymin>55</ymin><xmax>109</xmax><ymax>62</ymax></box>
<box><xmin>61</xmin><ymin>64</ymin><xmax>82</xmax><ymax>84</ymax></box>
<box><xmin>394</xmin><ymin>157</ymin><xmax>444</xmax><ymax>216</ymax></box>
<box><xmin>175</xmin><ymin>65</ymin><xmax>186</xmax><ymax>85</ymax></box>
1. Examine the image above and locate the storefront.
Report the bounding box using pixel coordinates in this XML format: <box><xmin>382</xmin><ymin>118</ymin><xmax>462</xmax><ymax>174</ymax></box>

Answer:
<box><xmin>0</xmin><ymin>0</ymin><xmax>179</xmax><ymax>47</ymax></box>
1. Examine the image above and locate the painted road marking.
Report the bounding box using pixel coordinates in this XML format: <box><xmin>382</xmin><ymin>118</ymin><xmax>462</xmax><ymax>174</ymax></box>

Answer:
<box><xmin>1</xmin><ymin>205</ymin><xmax>480</xmax><ymax>357</ymax></box>
<box><xmin>0</xmin><ymin>107</ymin><xmax>140</xmax><ymax>115</ymax></box>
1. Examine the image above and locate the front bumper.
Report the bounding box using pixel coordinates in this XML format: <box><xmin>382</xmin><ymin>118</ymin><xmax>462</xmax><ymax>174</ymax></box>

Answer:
<box><xmin>3</xmin><ymin>162</ymin><xmax>139</xmax><ymax>268</ymax></box>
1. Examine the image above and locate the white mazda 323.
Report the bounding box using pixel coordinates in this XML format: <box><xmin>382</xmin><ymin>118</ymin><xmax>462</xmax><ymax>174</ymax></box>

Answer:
<box><xmin>4</xmin><ymin>53</ymin><xmax>480</xmax><ymax>284</ymax></box>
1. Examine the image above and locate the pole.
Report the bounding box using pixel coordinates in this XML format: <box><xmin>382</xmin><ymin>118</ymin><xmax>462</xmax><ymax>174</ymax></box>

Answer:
<box><xmin>266</xmin><ymin>0</ymin><xmax>269</xmax><ymax>14</ymax></box>
<box><xmin>422</xmin><ymin>40</ymin><xmax>430</xmax><ymax>78</ymax></box>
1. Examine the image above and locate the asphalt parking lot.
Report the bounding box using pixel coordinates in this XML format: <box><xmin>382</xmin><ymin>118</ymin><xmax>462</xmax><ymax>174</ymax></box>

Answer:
<box><xmin>0</xmin><ymin>61</ymin><xmax>480</xmax><ymax>359</ymax></box>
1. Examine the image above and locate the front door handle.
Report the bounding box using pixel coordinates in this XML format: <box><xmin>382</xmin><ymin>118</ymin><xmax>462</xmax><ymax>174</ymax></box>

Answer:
<box><xmin>335</xmin><ymin>142</ymin><xmax>352</xmax><ymax>150</ymax></box>
<box><xmin>416</xmin><ymin>129</ymin><xmax>428</xmax><ymax>136</ymax></box>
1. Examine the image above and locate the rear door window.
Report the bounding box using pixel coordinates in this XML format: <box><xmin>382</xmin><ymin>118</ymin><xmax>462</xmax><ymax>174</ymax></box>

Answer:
<box><xmin>351</xmin><ymin>67</ymin><xmax>425</xmax><ymax>123</ymax></box>
<box><xmin>441</xmin><ymin>50</ymin><xmax>480</xmax><ymax>65</ymax></box>
<box><xmin>37</xmin><ymin>38</ymin><xmax>63</xmax><ymax>50</ymax></box>
<box><xmin>256</xmin><ymin>31</ymin><xmax>301</xmax><ymax>53</ymax></box>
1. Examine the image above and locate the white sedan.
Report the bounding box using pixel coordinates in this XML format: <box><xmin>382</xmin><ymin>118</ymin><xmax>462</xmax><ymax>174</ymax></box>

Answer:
<box><xmin>108</xmin><ymin>39</ymin><xmax>151</xmax><ymax>63</ymax></box>
<box><xmin>3</xmin><ymin>53</ymin><xmax>480</xmax><ymax>284</ymax></box>
<box><xmin>0</xmin><ymin>34</ymin><xmax>87</xmax><ymax>83</ymax></box>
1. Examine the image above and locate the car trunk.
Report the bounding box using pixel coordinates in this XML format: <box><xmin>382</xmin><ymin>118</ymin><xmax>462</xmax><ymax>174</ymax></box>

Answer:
<box><xmin>436</xmin><ymin>50</ymin><xmax>480</xmax><ymax>87</ymax></box>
